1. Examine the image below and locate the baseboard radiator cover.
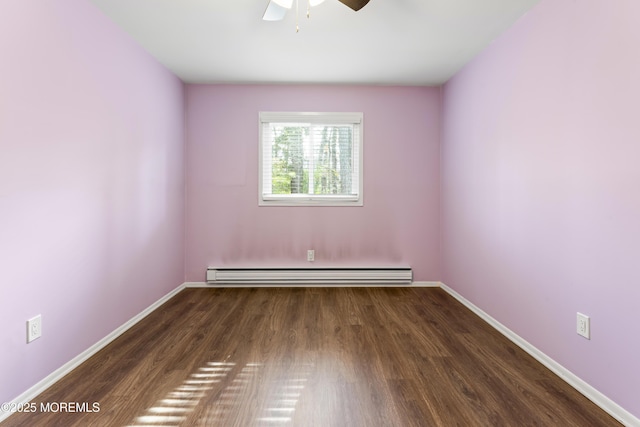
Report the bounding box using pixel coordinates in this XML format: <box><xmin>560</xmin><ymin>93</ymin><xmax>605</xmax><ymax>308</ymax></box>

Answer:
<box><xmin>206</xmin><ymin>267</ymin><xmax>412</xmax><ymax>285</ymax></box>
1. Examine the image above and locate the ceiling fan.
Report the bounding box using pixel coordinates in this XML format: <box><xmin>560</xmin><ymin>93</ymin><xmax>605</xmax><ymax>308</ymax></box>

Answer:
<box><xmin>263</xmin><ymin>0</ymin><xmax>370</xmax><ymax>22</ymax></box>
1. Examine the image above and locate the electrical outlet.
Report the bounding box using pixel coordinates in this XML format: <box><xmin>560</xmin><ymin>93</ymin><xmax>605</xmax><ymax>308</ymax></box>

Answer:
<box><xmin>27</xmin><ymin>315</ymin><xmax>42</xmax><ymax>343</ymax></box>
<box><xmin>577</xmin><ymin>312</ymin><xmax>590</xmax><ymax>339</ymax></box>
<box><xmin>307</xmin><ymin>249</ymin><xmax>315</xmax><ymax>262</ymax></box>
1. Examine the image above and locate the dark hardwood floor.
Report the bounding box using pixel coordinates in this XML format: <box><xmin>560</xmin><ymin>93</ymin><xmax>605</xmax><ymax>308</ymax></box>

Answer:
<box><xmin>2</xmin><ymin>287</ymin><xmax>620</xmax><ymax>426</ymax></box>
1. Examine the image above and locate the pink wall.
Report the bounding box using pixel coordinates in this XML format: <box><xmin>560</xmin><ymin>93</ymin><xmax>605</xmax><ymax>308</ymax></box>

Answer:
<box><xmin>441</xmin><ymin>0</ymin><xmax>640</xmax><ymax>418</ymax></box>
<box><xmin>7</xmin><ymin>0</ymin><xmax>636</xmax><ymax>419</ymax></box>
<box><xmin>185</xmin><ymin>85</ymin><xmax>440</xmax><ymax>282</ymax></box>
<box><xmin>0</xmin><ymin>1</ymin><xmax>185</xmax><ymax>404</ymax></box>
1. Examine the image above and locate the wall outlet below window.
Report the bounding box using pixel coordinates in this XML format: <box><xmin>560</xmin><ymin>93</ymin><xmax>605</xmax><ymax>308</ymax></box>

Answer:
<box><xmin>307</xmin><ymin>250</ymin><xmax>315</xmax><ymax>262</ymax></box>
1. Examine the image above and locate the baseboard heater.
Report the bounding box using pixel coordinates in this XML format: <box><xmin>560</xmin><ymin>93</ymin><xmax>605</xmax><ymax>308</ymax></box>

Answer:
<box><xmin>206</xmin><ymin>267</ymin><xmax>412</xmax><ymax>285</ymax></box>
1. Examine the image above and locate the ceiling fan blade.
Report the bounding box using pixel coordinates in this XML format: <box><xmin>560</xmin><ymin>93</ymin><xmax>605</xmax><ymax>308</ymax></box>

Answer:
<box><xmin>337</xmin><ymin>0</ymin><xmax>370</xmax><ymax>11</ymax></box>
<box><xmin>263</xmin><ymin>0</ymin><xmax>289</xmax><ymax>21</ymax></box>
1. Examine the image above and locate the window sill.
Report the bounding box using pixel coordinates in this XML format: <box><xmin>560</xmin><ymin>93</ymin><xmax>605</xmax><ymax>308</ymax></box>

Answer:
<box><xmin>259</xmin><ymin>195</ymin><xmax>363</xmax><ymax>207</ymax></box>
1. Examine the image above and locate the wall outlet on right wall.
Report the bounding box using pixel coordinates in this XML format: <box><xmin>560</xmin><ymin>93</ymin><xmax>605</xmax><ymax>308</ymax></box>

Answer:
<box><xmin>577</xmin><ymin>312</ymin><xmax>590</xmax><ymax>339</ymax></box>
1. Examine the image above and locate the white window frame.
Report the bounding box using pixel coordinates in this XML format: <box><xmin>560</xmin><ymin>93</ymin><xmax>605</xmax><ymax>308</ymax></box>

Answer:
<box><xmin>259</xmin><ymin>112</ymin><xmax>363</xmax><ymax>206</ymax></box>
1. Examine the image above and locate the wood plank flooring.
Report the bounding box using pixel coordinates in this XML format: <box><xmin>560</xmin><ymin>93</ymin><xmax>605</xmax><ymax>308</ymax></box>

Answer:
<box><xmin>2</xmin><ymin>287</ymin><xmax>621</xmax><ymax>426</ymax></box>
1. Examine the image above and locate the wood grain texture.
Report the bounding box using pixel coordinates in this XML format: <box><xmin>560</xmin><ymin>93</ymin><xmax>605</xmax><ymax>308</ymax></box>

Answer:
<box><xmin>2</xmin><ymin>287</ymin><xmax>620</xmax><ymax>426</ymax></box>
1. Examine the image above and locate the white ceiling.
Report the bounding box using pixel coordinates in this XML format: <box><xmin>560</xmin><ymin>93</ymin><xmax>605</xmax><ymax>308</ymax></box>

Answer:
<box><xmin>88</xmin><ymin>0</ymin><xmax>539</xmax><ymax>86</ymax></box>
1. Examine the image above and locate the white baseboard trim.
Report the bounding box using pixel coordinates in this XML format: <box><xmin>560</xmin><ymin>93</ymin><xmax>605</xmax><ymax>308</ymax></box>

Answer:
<box><xmin>184</xmin><ymin>281</ymin><xmax>208</xmax><ymax>288</ymax></box>
<box><xmin>439</xmin><ymin>282</ymin><xmax>639</xmax><ymax>427</ymax></box>
<box><xmin>411</xmin><ymin>281</ymin><xmax>441</xmax><ymax>287</ymax></box>
<box><xmin>0</xmin><ymin>283</ymin><xmax>186</xmax><ymax>423</ymax></box>
<box><xmin>187</xmin><ymin>281</ymin><xmax>439</xmax><ymax>288</ymax></box>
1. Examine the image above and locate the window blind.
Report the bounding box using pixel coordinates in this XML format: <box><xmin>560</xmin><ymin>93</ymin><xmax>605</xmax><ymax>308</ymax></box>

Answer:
<box><xmin>259</xmin><ymin>112</ymin><xmax>363</xmax><ymax>206</ymax></box>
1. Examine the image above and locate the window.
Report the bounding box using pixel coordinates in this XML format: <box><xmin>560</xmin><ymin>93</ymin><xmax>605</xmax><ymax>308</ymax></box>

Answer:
<box><xmin>259</xmin><ymin>112</ymin><xmax>363</xmax><ymax>206</ymax></box>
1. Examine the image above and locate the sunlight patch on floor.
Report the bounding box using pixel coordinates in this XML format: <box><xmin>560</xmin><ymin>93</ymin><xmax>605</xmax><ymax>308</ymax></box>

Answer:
<box><xmin>126</xmin><ymin>361</ymin><xmax>316</xmax><ymax>426</ymax></box>
<box><xmin>125</xmin><ymin>361</ymin><xmax>235</xmax><ymax>427</ymax></box>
